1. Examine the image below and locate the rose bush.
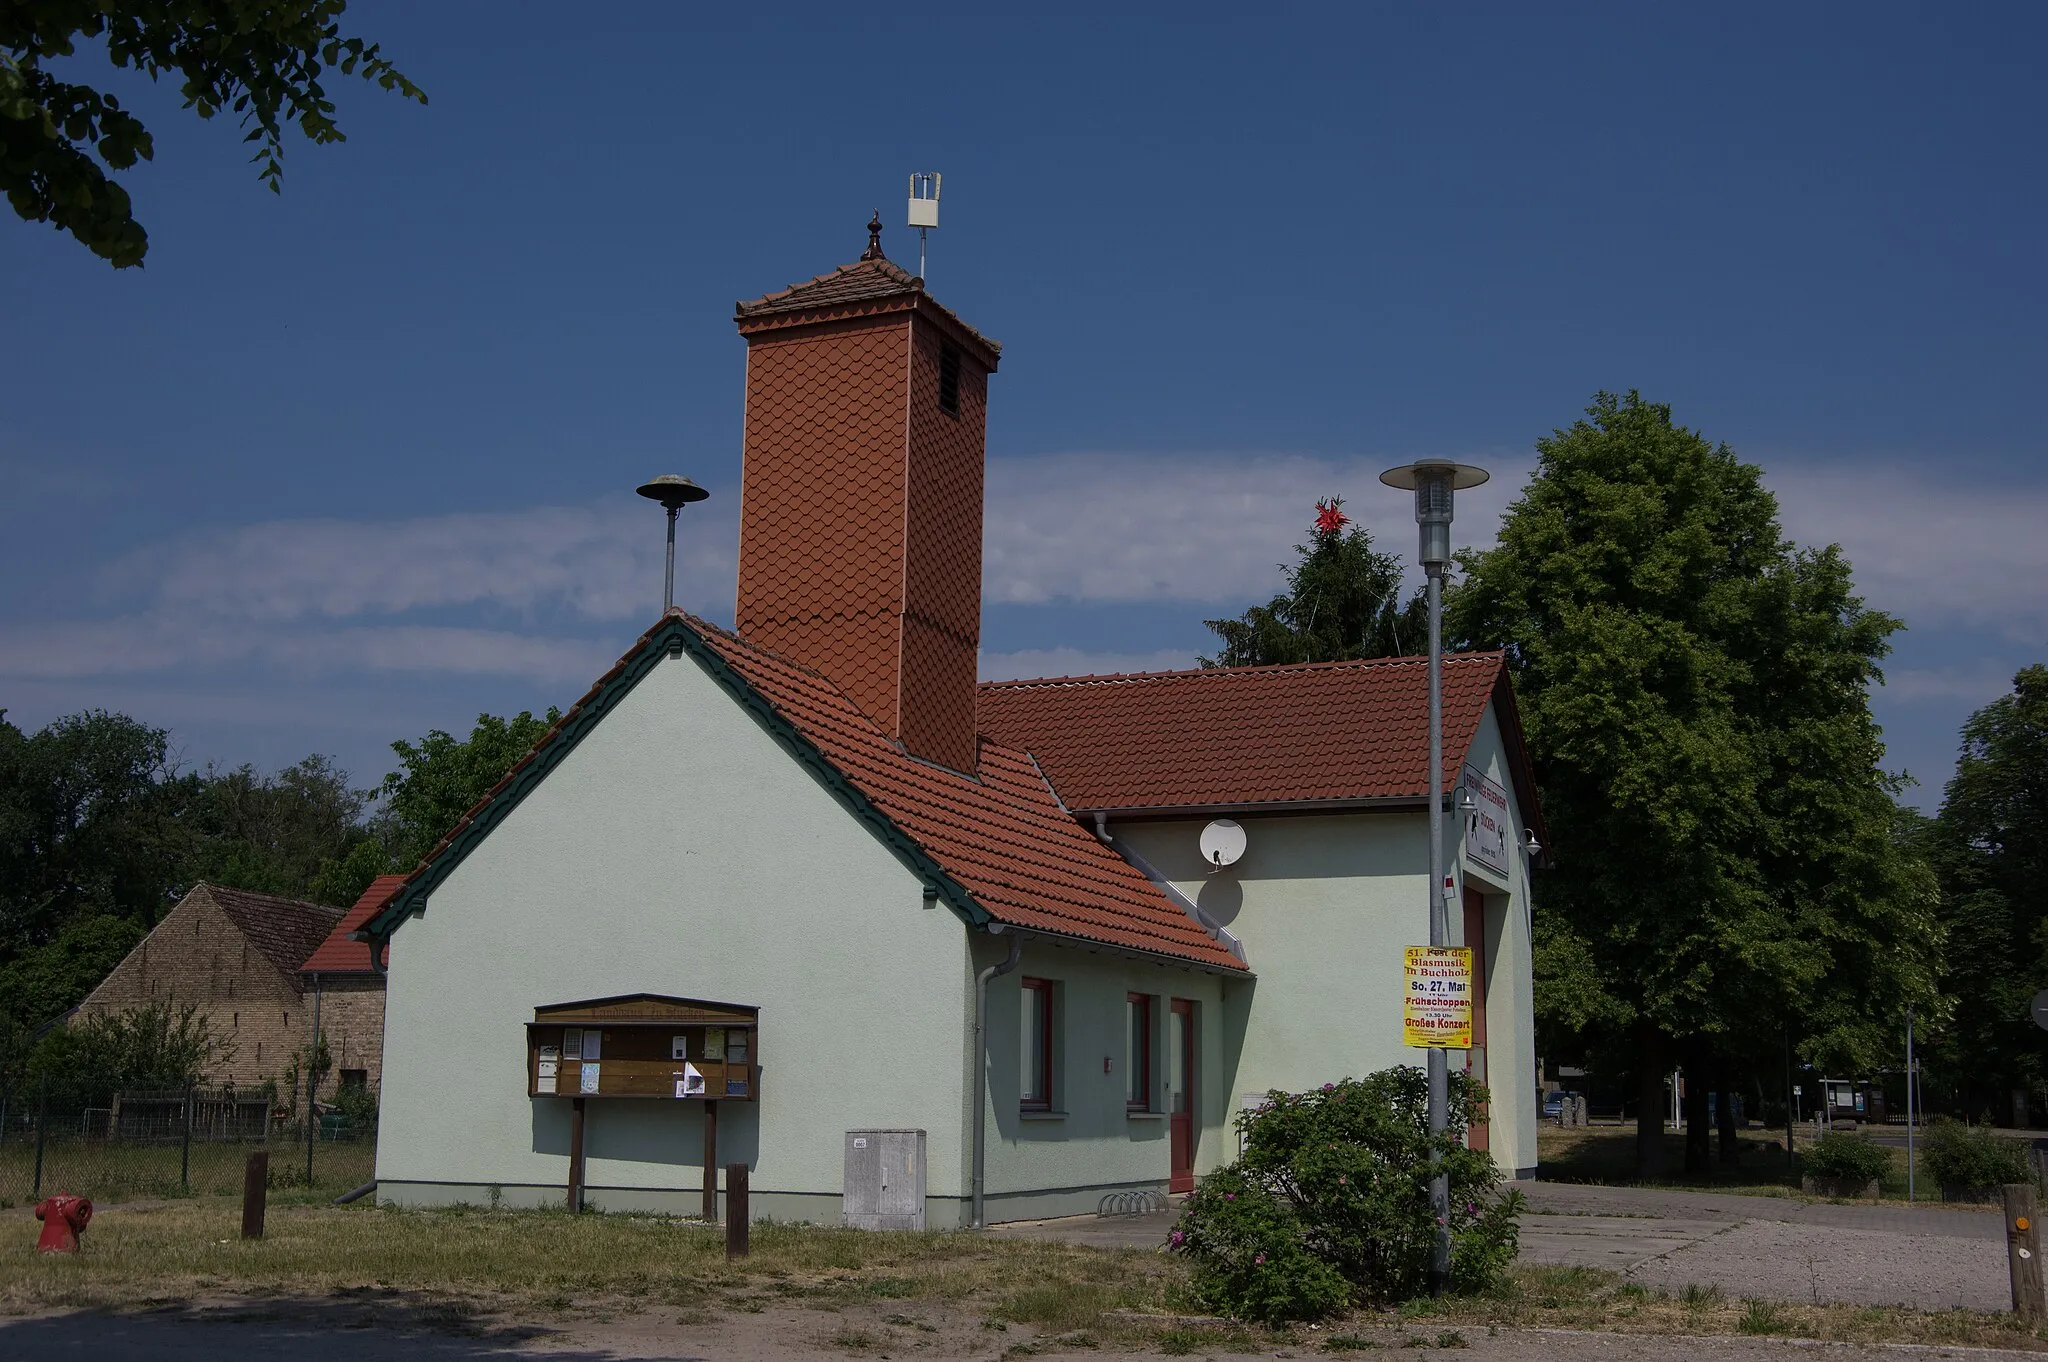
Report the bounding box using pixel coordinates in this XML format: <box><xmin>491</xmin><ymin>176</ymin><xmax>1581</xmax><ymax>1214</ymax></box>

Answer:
<box><xmin>1168</xmin><ymin>1067</ymin><xmax>1522</xmax><ymax>1322</ymax></box>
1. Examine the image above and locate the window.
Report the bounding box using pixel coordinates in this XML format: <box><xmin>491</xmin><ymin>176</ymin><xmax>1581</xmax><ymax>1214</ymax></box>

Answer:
<box><xmin>938</xmin><ymin>342</ymin><xmax>962</xmax><ymax>415</ymax></box>
<box><xmin>339</xmin><ymin>1069</ymin><xmax>368</xmax><ymax>1090</ymax></box>
<box><xmin>1020</xmin><ymin>977</ymin><xmax>1054</xmax><ymax>1110</ymax></box>
<box><xmin>1126</xmin><ymin>993</ymin><xmax>1153</xmax><ymax>1111</ymax></box>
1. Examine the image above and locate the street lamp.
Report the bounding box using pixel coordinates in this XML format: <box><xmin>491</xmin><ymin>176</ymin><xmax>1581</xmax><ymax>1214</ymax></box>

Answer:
<box><xmin>1380</xmin><ymin>457</ymin><xmax>1488</xmax><ymax>1297</ymax></box>
<box><xmin>635</xmin><ymin>475</ymin><xmax>710</xmax><ymax>613</ymax></box>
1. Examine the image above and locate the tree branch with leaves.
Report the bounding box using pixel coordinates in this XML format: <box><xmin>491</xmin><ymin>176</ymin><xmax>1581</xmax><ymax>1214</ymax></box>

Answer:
<box><xmin>1</xmin><ymin>0</ymin><xmax>424</xmax><ymax>267</ymax></box>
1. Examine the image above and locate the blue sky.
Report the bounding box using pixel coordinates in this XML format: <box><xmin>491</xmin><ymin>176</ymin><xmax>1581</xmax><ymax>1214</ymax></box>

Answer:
<box><xmin>3</xmin><ymin>2</ymin><xmax>2042</xmax><ymax>810</ymax></box>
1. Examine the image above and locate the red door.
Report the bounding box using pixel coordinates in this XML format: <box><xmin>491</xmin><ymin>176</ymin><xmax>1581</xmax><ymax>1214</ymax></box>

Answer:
<box><xmin>1462</xmin><ymin>889</ymin><xmax>1490</xmax><ymax>1152</ymax></box>
<box><xmin>1169</xmin><ymin>998</ymin><xmax>1197</xmax><ymax>1193</ymax></box>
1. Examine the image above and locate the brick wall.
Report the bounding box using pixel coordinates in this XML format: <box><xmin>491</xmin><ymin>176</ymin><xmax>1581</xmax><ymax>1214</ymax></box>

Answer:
<box><xmin>308</xmin><ymin>974</ymin><xmax>386</xmax><ymax>1093</ymax></box>
<box><xmin>76</xmin><ymin>886</ymin><xmax>315</xmax><ymax>1090</ymax></box>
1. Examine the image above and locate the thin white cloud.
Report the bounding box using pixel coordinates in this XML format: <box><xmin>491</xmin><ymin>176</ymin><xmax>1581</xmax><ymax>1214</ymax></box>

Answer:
<box><xmin>117</xmin><ymin>500</ymin><xmax>739</xmax><ymax>624</ymax></box>
<box><xmin>1768</xmin><ymin>467</ymin><xmax>2048</xmax><ymax>638</ymax></box>
<box><xmin>979</xmin><ymin>647</ymin><xmax>1201</xmax><ymax>682</ymax></box>
<box><xmin>1877</xmin><ymin>664</ymin><xmax>2024</xmax><ymax>706</ymax></box>
<box><xmin>0</xmin><ymin>616</ymin><xmax>613</xmax><ymax>686</ymax></box>
<box><xmin>982</xmin><ymin>451</ymin><xmax>1526</xmax><ymax>606</ymax></box>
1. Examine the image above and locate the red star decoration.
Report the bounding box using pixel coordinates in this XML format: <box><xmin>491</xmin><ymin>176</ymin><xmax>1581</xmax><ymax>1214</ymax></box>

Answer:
<box><xmin>1314</xmin><ymin>499</ymin><xmax>1350</xmax><ymax>536</ymax></box>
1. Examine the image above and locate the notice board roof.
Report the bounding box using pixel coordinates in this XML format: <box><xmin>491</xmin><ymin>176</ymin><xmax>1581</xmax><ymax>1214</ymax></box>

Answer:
<box><xmin>532</xmin><ymin>994</ymin><xmax>758</xmax><ymax>1027</ymax></box>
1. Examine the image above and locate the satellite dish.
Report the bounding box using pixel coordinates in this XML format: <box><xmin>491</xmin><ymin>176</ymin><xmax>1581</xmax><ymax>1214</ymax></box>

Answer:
<box><xmin>1199</xmin><ymin>819</ymin><xmax>1247</xmax><ymax>872</ymax></box>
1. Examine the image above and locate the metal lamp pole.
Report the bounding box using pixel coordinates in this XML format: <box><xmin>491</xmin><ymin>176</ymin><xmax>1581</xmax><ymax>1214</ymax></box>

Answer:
<box><xmin>1906</xmin><ymin>1006</ymin><xmax>1916</xmax><ymax>1203</ymax></box>
<box><xmin>636</xmin><ymin>475</ymin><xmax>711</xmax><ymax>612</ymax></box>
<box><xmin>1382</xmin><ymin>458</ymin><xmax>1488</xmax><ymax>1296</ymax></box>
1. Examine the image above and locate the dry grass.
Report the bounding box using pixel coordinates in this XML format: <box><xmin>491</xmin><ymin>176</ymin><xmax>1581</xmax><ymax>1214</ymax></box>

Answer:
<box><xmin>0</xmin><ymin>1139</ymin><xmax>376</xmax><ymax>1208</ymax></box>
<box><xmin>0</xmin><ymin>1199</ymin><xmax>1178</xmax><ymax>1322</ymax></box>
<box><xmin>1399</xmin><ymin>1263</ymin><xmax>2048</xmax><ymax>1353</ymax></box>
<box><xmin>1</xmin><ymin>1201</ymin><xmax>2040</xmax><ymax>1354</ymax></box>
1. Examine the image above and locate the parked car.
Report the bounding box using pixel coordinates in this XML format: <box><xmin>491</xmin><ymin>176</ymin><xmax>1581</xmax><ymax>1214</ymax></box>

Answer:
<box><xmin>1543</xmin><ymin>1091</ymin><xmax>1568</xmax><ymax>1120</ymax></box>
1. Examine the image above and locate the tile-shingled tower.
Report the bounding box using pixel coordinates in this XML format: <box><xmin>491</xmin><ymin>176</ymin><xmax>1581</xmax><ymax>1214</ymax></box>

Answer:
<box><xmin>733</xmin><ymin>215</ymin><xmax>1001</xmax><ymax>774</ymax></box>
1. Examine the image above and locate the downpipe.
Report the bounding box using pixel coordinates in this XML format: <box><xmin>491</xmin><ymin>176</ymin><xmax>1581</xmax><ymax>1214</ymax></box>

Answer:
<box><xmin>971</xmin><ymin>929</ymin><xmax>1023</xmax><ymax>1229</ymax></box>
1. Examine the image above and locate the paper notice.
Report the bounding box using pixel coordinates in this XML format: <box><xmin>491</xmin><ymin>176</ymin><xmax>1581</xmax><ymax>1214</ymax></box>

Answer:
<box><xmin>681</xmin><ymin>1062</ymin><xmax>705</xmax><ymax>1096</ymax></box>
<box><xmin>580</xmin><ymin>1062</ymin><xmax>601</xmax><ymax>1094</ymax></box>
<box><xmin>671</xmin><ymin>1034</ymin><xmax>689</xmax><ymax>1060</ymax></box>
<box><xmin>1403</xmin><ymin>946</ymin><xmax>1474</xmax><ymax>1049</ymax></box>
<box><xmin>564</xmin><ymin>1029</ymin><xmax>583</xmax><ymax>1060</ymax></box>
<box><xmin>582</xmin><ymin>1030</ymin><xmax>601</xmax><ymax>1060</ymax></box>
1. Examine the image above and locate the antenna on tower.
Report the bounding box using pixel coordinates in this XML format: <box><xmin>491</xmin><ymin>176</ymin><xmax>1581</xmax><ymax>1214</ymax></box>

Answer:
<box><xmin>908</xmin><ymin>172</ymin><xmax>940</xmax><ymax>280</ymax></box>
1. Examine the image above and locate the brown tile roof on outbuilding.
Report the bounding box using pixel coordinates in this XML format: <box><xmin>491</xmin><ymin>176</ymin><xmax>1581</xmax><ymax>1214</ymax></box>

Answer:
<box><xmin>198</xmin><ymin>884</ymin><xmax>346</xmax><ymax>977</ymax></box>
<box><xmin>976</xmin><ymin>653</ymin><xmax>1526</xmax><ymax>817</ymax></box>
<box><xmin>300</xmin><ymin>874</ymin><xmax>405</xmax><ymax>975</ymax></box>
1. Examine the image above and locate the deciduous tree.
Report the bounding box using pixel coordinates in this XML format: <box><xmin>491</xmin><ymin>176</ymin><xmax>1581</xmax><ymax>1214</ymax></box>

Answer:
<box><xmin>1</xmin><ymin>0</ymin><xmax>423</xmax><ymax>267</ymax></box>
<box><xmin>1448</xmin><ymin>392</ymin><xmax>1941</xmax><ymax>1175</ymax></box>
<box><xmin>1922</xmin><ymin>664</ymin><xmax>2048</xmax><ymax>1120</ymax></box>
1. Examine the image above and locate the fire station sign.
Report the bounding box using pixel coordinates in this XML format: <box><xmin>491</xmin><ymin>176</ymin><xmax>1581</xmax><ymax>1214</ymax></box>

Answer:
<box><xmin>1404</xmin><ymin>945</ymin><xmax>1473</xmax><ymax>1049</ymax></box>
<box><xmin>1461</xmin><ymin>765</ymin><xmax>1511</xmax><ymax>879</ymax></box>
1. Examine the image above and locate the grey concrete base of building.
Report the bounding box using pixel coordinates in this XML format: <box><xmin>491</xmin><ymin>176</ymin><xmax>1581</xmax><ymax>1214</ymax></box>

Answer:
<box><xmin>376</xmin><ymin>1178</ymin><xmax>1172</xmax><ymax>1228</ymax></box>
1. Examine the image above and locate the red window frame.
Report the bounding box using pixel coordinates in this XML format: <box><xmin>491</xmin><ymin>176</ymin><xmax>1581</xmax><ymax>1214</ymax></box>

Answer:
<box><xmin>1021</xmin><ymin>977</ymin><xmax>1054</xmax><ymax>1111</ymax></box>
<box><xmin>1126</xmin><ymin>992</ymin><xmax>1153</xmax><ymax>1111</ymax></box>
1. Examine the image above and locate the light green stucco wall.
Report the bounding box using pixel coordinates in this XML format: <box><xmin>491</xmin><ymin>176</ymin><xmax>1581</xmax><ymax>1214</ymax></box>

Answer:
<box><xmin>970</xmin><ymin>933</ymin><xmax>1236</xmax><ymax>1221</ymax></box>
<box><xmin>374</xmin><ymin>650</ymin><xmax>977</xmax><ymax>1215</ymax></box>
<box><xmin>1113</xmin><ymin>700</ymin><xmax>1539</xmax><ymax>1178</ymax></box>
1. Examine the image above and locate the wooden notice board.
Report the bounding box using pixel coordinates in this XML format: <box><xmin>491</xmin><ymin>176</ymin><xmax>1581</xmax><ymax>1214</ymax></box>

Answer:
<box><xmin>527</xmin><ymin>994</ymin><xmax>759</xmax><ymax>1102</ymax></box>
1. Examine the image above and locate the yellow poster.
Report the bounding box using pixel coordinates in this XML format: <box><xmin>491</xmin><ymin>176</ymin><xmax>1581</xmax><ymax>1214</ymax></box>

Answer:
<box><xmin>1404</xmin><ymin>946</ymin><xmax>1473</xmax><ymax>1049</ymax></box>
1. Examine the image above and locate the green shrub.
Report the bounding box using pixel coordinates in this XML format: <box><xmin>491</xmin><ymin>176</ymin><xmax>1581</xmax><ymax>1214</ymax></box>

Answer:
<box><xmin>1800</xmin><ymin>1133</ymin><xmax>1889</xmax><ymax>1184</ymax></box>
<box><xmin>1923</xmin><ymin>1119</ymin><xmax>2031</xmax><ymax>1191</ymax></box>
<box><xmin>1168</xmin><ymin>1068</ymin><xmax>1522</xmax><ymax>1323</ymax></box>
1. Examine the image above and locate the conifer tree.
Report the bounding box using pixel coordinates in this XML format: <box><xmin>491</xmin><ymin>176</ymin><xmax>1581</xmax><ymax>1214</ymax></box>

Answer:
<box><xmin>1202</xmin><ymin>499</ymin><xmax>1426</xmax><ymax>667</ymax></box>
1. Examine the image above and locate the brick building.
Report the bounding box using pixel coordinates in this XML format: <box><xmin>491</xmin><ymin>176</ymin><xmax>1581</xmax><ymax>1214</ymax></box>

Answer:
<box><xmin>298</xmin><ymin>874</ymin><xmax>400</xmax><ymax>1093</ymax></box>
<box><xmin>77</xmin><ymin>882</ymin><xmax>343</xmax><ymax>1089</ymax></box>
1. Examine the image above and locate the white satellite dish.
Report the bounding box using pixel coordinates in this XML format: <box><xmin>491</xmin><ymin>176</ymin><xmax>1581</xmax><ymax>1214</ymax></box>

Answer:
<box><xmin>1199</xmin><ymin>819</ymin><xmax>1247</xmax><ymax>871</ymax></box>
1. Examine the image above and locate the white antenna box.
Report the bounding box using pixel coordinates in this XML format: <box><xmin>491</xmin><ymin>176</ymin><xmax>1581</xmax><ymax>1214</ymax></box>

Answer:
<box><xmin>908</xmin><ymin>172</ymin><xmax>941</xmax><ymax>228</ymax></box>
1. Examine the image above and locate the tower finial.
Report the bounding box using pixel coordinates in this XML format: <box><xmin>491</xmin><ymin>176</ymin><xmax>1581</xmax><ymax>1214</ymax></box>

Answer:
<box><xmin>861</xmin><ymin>210</ymin><xmax>885</xmax><ymax>261</ymax></box>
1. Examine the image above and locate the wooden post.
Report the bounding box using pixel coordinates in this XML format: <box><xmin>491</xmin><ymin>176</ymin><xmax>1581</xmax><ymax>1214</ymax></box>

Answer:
<box><xmin>726</xmin><ymin>1163</ymin><xmax>750</xmax><ymax>1259</ymax></box>
<box><xmin>241</xmin><ymin>1149</ymin><xmax>269</xmax><ymax>1240</ymax></box>
<box><xmin>567</xmin><ymin>1097</ymin><xmax>586</xmax><ymax>1213</ymax></box>
<box><xmin>2005</xmin><ymin>1183</ymin><xmax>2044</xmax><ymax>1322</ymax></box>
<box><xmin>702</xmin><ymin>1099</ymin><xmax>718</xmax><ymax>1222</ymax></box>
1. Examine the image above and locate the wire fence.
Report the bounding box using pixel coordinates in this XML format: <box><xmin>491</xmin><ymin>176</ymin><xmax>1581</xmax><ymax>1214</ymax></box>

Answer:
<box><xmin>0</xmin><ymin>1078</ymin><xmax>376</xmax><ymax>1208</ymax></box>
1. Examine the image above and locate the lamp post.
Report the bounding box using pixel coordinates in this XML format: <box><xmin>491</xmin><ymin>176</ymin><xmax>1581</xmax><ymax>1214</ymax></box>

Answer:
<box><xmin>1380</xmin><ymin>457</ymin><xmax>1489</xmax><ymax>1297</ymax></box>
<box><xmin>635</xmin><ymin>475</ymin><xmax>710</xmax><ymax>612</ymax></box>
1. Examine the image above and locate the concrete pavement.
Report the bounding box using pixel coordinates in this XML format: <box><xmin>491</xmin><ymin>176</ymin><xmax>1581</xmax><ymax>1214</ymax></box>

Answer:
<box><xmin>988</xmin><ymin>1180</ymin><xmax>2008</xmax><ymax>1312</ymax></box>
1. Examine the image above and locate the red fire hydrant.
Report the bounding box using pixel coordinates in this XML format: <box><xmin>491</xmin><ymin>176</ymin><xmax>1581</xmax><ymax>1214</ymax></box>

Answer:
<box><xmin>34</xmin><ymin>1195</ymin><xmax>92</xmax><ymax>1254</ymax></box>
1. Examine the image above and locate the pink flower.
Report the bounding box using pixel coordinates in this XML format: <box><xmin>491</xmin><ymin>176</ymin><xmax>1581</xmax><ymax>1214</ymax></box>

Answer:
<box><xmin>1322</xmin><ymin>1083</ymin><xmax>1335</xmax><ymax>1092</ymax></box>
<box><xmin>1338</xmin><ymin>1175</ymin><xmax>1348</xmax><ymax>1184</ymax></box>
<box><xmin>1170</xmin><ymin>1230</ymin><xmax>1186</xmax><ymax>1246</ymax></box>
<box><xmin>1225</xmin><ymin>1193</ymin><xmax>1236</xmax><ymax>1201</ymax></box>
<box><xmin>1254</xmin><ymin>1253</ymin><xmax>1268</xmax><ymax>1265</ymax></box>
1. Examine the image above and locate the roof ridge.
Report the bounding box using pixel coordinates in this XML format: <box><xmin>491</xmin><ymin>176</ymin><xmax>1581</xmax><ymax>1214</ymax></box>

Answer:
<box><xmin>978</xmin><ymin>649</ymin><xmax>1505</xmax><ymax>690</ymax></box>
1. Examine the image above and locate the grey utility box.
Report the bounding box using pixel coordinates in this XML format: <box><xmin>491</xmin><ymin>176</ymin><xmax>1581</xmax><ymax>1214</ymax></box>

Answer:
<box><xmin>843</xmin><ymin>1129</ymin><xmax>927</xmax><ymax>1230</ymax></box>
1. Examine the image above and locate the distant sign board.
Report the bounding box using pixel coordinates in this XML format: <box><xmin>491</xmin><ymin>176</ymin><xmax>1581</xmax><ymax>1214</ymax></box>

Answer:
<box><xmin>1461</xmin><ymin>765</ymin><xmax>1511</xmax><ymax>879</ymax></box>
<box><xmin>1404</xmin><ymin>946</ymin><xmax>1473</xmax><ymax>1049</ymax></box>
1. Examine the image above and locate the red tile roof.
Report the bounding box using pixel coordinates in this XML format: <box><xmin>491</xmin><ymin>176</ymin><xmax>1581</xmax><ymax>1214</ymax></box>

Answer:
<box><xmin>197</xmin><ymin>884</ymin><xmax>345</xmax><ymax>977</ymax></box>
<box><xmin>691</xmin><ymin>619</ymin><xmax>1244</xmax><ymax>970</ymax></box>
<box><xmin>300</xmin><ymin>874</ymin><xmax>405</xmax><ymax>975</ymax></box>
<box><xmin>976</xmin><ymin>653</ymin><xmax>1515</xmax><ymax>814</ymax></box>
<box><xmin>734</xmin><ymin>254</ymin><xmax>1001</xmax><ymax>364</ymax></box>
<box><xmin>366</xmin><ymin>614</ymin><xmax>1244</xmax><ymax>973</ymax></box>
